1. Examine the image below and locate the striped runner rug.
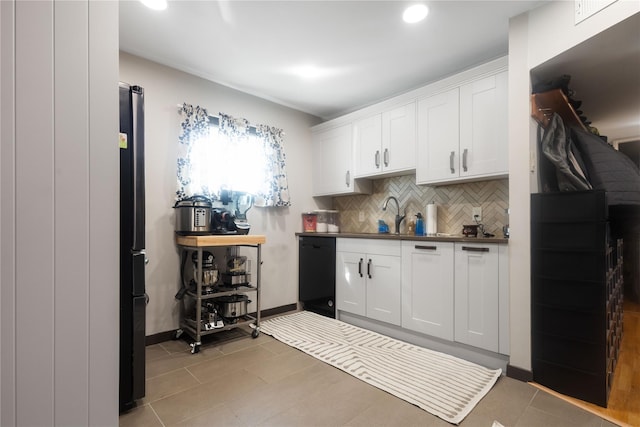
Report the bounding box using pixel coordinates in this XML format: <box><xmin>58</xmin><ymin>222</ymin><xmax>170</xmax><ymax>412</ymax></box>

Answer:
<box><xmin>260</xmin><ymin>311</ymin><xmax>501</xmax><ymax>425</ymax></box>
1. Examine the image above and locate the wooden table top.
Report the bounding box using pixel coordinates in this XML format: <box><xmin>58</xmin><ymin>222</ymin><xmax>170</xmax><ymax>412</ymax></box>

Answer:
<box><xmin>175</xmin><ymin>234</ymin><xmax>266</xmax><ymax>247</ymax></box>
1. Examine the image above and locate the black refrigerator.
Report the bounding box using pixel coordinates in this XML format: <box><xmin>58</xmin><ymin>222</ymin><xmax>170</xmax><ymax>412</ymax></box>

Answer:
<box><xmin>119</xmin><ymin>82</ymin><xmax>146</xmax><ymax>412</ymax></box>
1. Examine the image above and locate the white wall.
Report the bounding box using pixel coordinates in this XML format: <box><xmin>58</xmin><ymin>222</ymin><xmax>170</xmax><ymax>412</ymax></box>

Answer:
<box><xmin>1</xmin><ymin>1</ymin><xmax>119</xmax><ymax>425</ymax></box>
<box><xmin>119</xmin><ymin>53</ymin><xmax>322</xmax><ymax>336</ymax></box>
<box><xmin>507</xmin><ymin>1</ymin><xmax>639</xmax><ymax>372</ymax></box>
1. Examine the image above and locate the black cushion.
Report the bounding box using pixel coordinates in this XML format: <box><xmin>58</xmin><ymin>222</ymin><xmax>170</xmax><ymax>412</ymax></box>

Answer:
<box><xmin>570</xmin><ymin>126</ymin><xmax>640</xmax><ymax>206</ymax></box>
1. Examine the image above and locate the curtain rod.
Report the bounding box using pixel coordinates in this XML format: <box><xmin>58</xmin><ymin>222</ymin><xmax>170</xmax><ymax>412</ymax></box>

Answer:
<box><xmin>177</xmin><ymin>104</ymin><xmax>258</xmax><ymax>134</ymax></box>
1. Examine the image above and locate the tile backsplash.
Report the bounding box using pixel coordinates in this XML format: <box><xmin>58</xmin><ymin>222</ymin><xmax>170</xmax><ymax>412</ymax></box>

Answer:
<box><xmin>333</xmin><ymin>175</ymin><xmax>509</xmax><ymax>236</ymax></box>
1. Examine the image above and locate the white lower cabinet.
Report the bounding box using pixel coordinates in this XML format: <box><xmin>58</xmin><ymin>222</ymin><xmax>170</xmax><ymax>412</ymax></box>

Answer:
<box><xmin>401</xmin><ymin>241</ymin><xmax>454</xmax><ymax>340</ymax></box>
<box><xmin>454</xmin><ymin>242</ymin><xmax>500</xmax><ymax>353</ymax></box>
<box><xmin>336</xmin><ymin>238</ymin><xmax>401</xmax><ymax>326</ymax></box>
<box><xmin>337</xmin><ymin>238</ymin><xmax>509</xmax><ymax>356</ymax></box>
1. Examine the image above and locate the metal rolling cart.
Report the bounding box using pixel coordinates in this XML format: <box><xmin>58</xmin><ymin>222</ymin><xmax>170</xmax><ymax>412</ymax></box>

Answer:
<box><xmin>174</xmin><ymin>234</ymin><xmax>266</xmax><ymax>354</ymax></box>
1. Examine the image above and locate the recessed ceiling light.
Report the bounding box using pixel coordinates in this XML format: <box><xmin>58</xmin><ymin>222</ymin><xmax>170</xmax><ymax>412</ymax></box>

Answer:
<box><xmin>288</xmin><ymin>63</ymin><xmax>350</xmax><ymax>80</ymax></box>
<box><xmin>140</xmin><ymin>0</ymin><xmax>167</xmax><ymax>11</ymax></box>
<box><xmin>291</xmin><ymin>65</ymin><xmax>327</xmax><ymax>79</ymax></box>
<box><xmin>403</xmin><ymin>4</ymin><xmax>429</xmax><ymax>23</ymax></box>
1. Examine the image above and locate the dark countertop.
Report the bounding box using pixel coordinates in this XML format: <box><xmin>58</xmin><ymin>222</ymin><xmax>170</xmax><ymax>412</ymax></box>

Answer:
<box><xmin>296</xmin><ymin>232</ymin><xmax>508</xmax><ymax>244</ymax></box>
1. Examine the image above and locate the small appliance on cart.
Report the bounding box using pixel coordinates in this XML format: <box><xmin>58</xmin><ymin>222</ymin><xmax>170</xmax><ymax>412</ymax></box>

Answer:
<box><xmin>174</xmin><ymin>233</ymin><xmax>266</xmax><ymax>354</ymax></box>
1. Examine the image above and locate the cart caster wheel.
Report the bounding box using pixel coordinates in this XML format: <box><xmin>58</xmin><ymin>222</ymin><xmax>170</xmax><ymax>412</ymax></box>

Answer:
<box><xmin>251</xmin><ymin>328</ymin><xmax>260</xmax><ymax>339</ymax></box>
<box><xmin>174</xmin><ymin>329</ymin><xmax>183</xmax><ymax>340</ymax></box>
<box><xmin>190</xmin><ymin>343</ymin><xmax>200</xmax><ymax>354</ymax></box>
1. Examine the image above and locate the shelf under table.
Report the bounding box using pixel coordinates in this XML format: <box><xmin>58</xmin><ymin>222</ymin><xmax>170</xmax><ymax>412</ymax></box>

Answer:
<box><xmin>182</xmin><ymin>315</ymin><xmax>257</xmax><ymax>337</ymax></box>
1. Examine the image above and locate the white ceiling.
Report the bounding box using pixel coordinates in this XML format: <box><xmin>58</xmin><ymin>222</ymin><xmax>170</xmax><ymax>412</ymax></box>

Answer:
<box><xmin>120</xmin><ymin>1</ymin><xmax>640</xmax><ymax>142</ymax></box>
<box><xmin>119</xmin><ymin>0</ymin><xmax>546</xmax><ymax>120</ymax></box>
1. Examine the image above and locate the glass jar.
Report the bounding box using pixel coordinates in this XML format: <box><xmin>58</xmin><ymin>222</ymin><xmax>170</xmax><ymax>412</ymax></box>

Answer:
<box><xmin>314</xmin><ymin>210</ymin><xmax>328</xmax><ymax>233</ymax></box>
<box><xmin>301</xmin><ymin>212</ymin><xmax>317</xmax><ymax>232</ymax></box>
<box><xmin>327</xmin><ymin>210</ymin><xmax>339</xmax><ymax>233</ymax></box>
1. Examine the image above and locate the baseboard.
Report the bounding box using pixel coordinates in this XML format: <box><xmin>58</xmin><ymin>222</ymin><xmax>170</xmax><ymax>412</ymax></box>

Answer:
<box><xmin>145</xmin><ymin>303</ymin><xmax>298</xmax><ymax>346</ymax></box>
<box><xmin>146</xmin><ymin>330</ymin><xmax>176</xmax><ymax>346</ymax></box>
<box><xmin>254</xmin><ymin>303</ymin><xmax>298</xmax><ymax>319</ymax></box>
<box><xmin>506</xmin><ymin>364</ymin><xmax>533</xmax><ymax>382</ymax></box>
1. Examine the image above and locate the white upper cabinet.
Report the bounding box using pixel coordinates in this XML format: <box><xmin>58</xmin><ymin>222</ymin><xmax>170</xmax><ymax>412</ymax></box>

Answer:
<box><xmin>416</xmin><ymin>89</ymin><xmax>460</xmax><ymax>184</ymax></box>
<box><xmin>416</xmin><ymin>70</ymin><xmax>508</xmax><ymax>185</ymax></box>
<box><xmin>312</xmin><ymin>124</ymin><xmax>371</xmax><ymax>197</ymax></box>
<box><xmin>354</xmin><ymin>102</ymin><xmax>416</xmax><ymax>178</ymax></box>
<box><xmin>382</xmin><ymin>102</ymin><xmax>416</xmax><ymax>174</ymax></box>
<box><xmin>353</xmin><ymin>114</ymin><xmax>382</xmax><ymax>177</ymax></box>
<box><xmin>312</xmin><ymin>57</ymin><xmax>507</xmax><ymax>190</ymax></box>
<box><xmin>459</xmin><ymin>71</ymin><xmax>508</xmax><ymax>179</ymax></box>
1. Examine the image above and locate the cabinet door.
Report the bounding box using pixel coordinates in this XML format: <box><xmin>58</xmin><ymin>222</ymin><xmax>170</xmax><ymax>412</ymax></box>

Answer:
<box><xmin>336</xmin><ymin>251</ymin><xmax>366</xmax><ymax>316</ymax></box>
<box><xmin>459</xmin><ymin>71</ymin><xmax>508</xmax><ymax>178</ymax></box>
<box><xmin>416</xmin><ymin>89</ymin><xmax>459</xmax><ymax>184</ymax></box>
<box><xmin>312</xmin><ymin>124</ymin><xmax>354</xmax><ymax>196</ymax></box>
<box><xmin>401</xmin><ymin>241</ymin><xmax>454</xmax><ymax>340</ymax></box>
<box><xmin>382</xmin><ymin>102</ymin><xmax>416</xmax><ymax>173</ymax></box>
<box><xmin>353</xmin><ymin>114</ymin><xmax>382</xmax><ymax>178</ymax></box>
<box><xmin>454</xmin><ymin>243</ymin><xmax>499</xmax><ymax>352</ymax></box>
<box><xmin>366</xmin><ymin>254</ymin><xmax>401</xmax><ymax>326</ymax></box>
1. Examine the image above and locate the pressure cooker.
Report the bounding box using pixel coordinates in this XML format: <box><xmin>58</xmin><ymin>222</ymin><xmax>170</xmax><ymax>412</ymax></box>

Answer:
<box><xmin>174</xmin><ymin>195</ymin><xmax>212</xmax><ymax>235</ymax></box>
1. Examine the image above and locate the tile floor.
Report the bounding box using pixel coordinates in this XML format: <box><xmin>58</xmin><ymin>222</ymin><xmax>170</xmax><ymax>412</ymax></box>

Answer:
<box><xmin>120</xmin><ymin>319</ymin><xmax>618</xmax><ymax>427</ymax></box>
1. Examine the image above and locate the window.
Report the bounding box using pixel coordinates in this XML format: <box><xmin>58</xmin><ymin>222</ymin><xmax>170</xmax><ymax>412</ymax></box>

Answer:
<box><xmin>188</xmin><ymin>124</ymin><xmax>268</xmax><ymax>195</ymax></box>
<box><xmin>177</xmin><ymin>105</ymin><xmax>290</xmax><ymax>207</ymax></box>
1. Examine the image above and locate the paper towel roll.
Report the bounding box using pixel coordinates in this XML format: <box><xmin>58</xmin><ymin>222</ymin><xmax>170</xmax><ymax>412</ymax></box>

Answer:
<box><xmin>426</xmin><ymin>203</ymin><xmax>438</xmax><ymax>235</ymax></box>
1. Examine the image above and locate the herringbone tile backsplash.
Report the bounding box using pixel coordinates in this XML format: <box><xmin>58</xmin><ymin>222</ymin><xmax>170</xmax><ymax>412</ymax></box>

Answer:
<box><xmin>333</xmin><ymin>175</ymin><xmax>509</xmax><ymax>236</ymax></box>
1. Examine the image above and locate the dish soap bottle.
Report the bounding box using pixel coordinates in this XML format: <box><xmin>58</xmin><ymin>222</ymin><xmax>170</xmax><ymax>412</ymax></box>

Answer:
<box><xmin>415</xmin><ymin>213</ymin><xmax>425</xmax><ymax>236</ymax></box>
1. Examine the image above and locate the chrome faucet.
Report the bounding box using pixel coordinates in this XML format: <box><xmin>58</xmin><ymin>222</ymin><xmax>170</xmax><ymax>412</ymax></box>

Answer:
<box><xmin>382</xmin><ymin>196</ymin><xmax>406</xmax><ymax>234</ymax></box>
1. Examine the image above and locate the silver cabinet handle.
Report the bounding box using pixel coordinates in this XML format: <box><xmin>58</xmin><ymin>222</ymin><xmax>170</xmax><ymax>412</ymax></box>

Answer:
<box><xmin>450</xmin><ymin>151</ymin><xmax>455</xmax><ymax>174</ymax></box>
<box><xmin>415</xmin><ymin>245</ymin><xmax>437</xmax><ymax>250</ymax></box>
<box><xmin>384</xmin><ymin>148</ymin><xmax>389</xmax><ymax>167</ymax></box>
<box><xmin>367</xmin><ymin>258</ymin><xmax>372</xmax><ymax>279</ymax></box>
<box><xmin>145</xmin><ymin>257</ymin><xmax>149</xmax><ymax>265</ymax></box>
<box><xmin>358</xmin><ymin>258</ymin><xmax>363</xmax><ymax>277</ymax></box>
<box><xmin>462</xmin><ymin>148</ymin><xmax>468</xmax><ymax>172</ymax></box>
<box><xmin>375</xmin><ymin>150</ymin><xmax>380</xmax><ymax>168</ymax></box>
<box><xmin>345</xmin><ymin>170</ymin><xmax>350</xmax><ymax>187</ymax></box>
<box><xmin>461</xmin><ymin>246</ymin><xmax>489</xmax><ymax>252</ymax></box>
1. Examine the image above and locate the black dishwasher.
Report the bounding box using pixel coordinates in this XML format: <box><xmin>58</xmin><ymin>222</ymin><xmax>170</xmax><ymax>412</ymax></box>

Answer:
<box><xmin>299</xmin><ymin>236</ymin><xmax>336</xmax><ymax>318</ymax></box>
